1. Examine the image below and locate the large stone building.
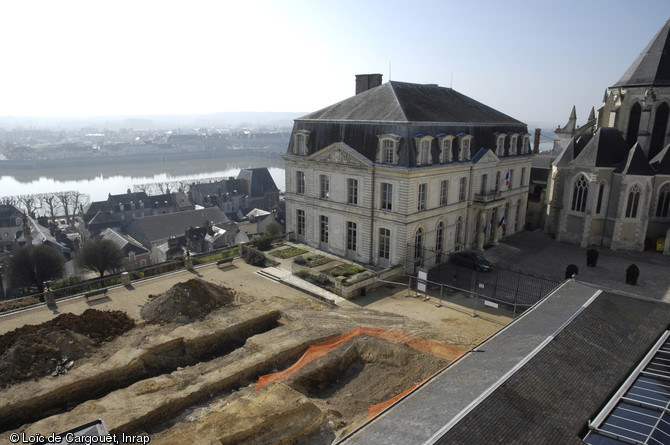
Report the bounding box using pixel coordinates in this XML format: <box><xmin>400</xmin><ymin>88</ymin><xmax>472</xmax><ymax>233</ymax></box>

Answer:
<box><xmin>284</xmin><ymin>75</ymin><xmax>532</xmax><ymax>273</ymax></box>
<box><xmin>545</xmin><ymin>18</ymin><xmax>670</xmax><ymax>251</ymax></box>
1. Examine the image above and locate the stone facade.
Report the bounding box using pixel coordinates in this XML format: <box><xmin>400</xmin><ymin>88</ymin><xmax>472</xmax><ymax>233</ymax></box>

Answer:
<box><xmin>285</xmin><ymin>77</ymin><xmax>532</xmax><ymax>273</ymax></box>
<box><xmin>545</xmin><ymin>19</ymin><xmax>670</xmax><ymax>251</ymax></box>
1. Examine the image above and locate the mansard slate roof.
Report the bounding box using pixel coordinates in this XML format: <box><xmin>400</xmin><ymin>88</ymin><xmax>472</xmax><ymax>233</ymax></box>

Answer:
<box><xmin>302</xmin><ymin>81</ymin><xmax>524</xmax><ymax>124</ymax></box>
<box><xmin>291</xmin><ymin>81</ymin><xmax>528</xmax><ymax>165</ymax></box>
<box><xmin>237</xmin><ymin>168</ymin><xmax>279</xmax><ymax>197</ymax></box>
<box><xmin>612</xmin><ymin>18</ymin><xmax>670</xmax><ymax>88</ymax></box>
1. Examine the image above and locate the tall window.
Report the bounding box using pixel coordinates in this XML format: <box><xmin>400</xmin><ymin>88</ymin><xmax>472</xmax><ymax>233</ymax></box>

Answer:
<box><xmin>520</xmin><ymin>167</ymin><xmax>526</xmax><ymax>187</ymax></box>
<box><xmin>496</xmin><ymin>135</ymin><xmax>505</xmax><ymax>156</ymax></box>
<box><xmin>571</xmin><ymin>175</ymin><xmax>589</xmax><ymax>212</ymax></box>
<box><xmin>460</xmin><ymin>138</ymin><xmax>470</xmax><ymax>160</ymax></box>
<box><xmin>596</xmin><ymin>182</ymin><xmax>605</xmax><ymax>214</ymax></box>
<box><xmin>481</xmin><ymin>174</ymin><xmax>488</xmax><ymax>194</ymax></box>
<box><xmin>381</xmin><ymin>183</ymin><xmax>393</xmax><ymax>210</ymax></box>
<box><xmin>657</xmin><ymin>183</ymin><xmax>670</xmax><ymax>217</ymax></box>
<box><xmin>319</xmin><ymin>175</ymin><xmax>329</xmax><ymax>200</ymax></box>
<box><xmin>442</xmin><ymin>139</ymin><xmax>452</xmax><ymax>163</ymax></box>
<box><xmin>379</xmin><ymin>228</ymin><xmax>390</xmax><ymax>260</ymax></box>
<box><xmin>296</xmin><ymin>210</ymin><xmax>305</xmax><ymax>236</ymax></box>
<box><xmin>509</xmin><ymin>170</ymin><xmax>514</xmax><ymax>189</ymax></box>
<box><xmin>515</xmin><ymin>200</ymin><xmax>521</xmax><ymax>231</ymax></box>
<box><xmin>627</xmin><ymin>102</ymin><xmax>642</xmax><ymax>147</ymax></box>
<box><xmin>510</xmin><ymin>135</ymin><xmax>518</xmax><ymax>155</ymax></box>
<box><xmin>495</xmin><ymin>171</ymin><xmax>501</xmax><ymax>191</ymax></box>
<box><xmin>440</xmin><ymin>180</ymin><xmax>448</xmax><ymax>206</ymax></box>
<box><xmin>625</xmin><ymin>184</ymin><xmax>641</xmax><ymax>218</ymax></box>
<box><xmin>459</xmin><ymin>177</ymin><xmax>467</xmax><ymax>202</ymax></box>
<box><xmin>347</xmin><ymin>178</ymin><xmax>358</xmax><ymax>205</ymax></box>
<box><xmin>414</xmin><ymin>228</ymin><xmax>424</xmax><ymax>264</ymax></box>
<box><xmin>455</xmin><ymin>216</ymin><xmax>463</xmax><ymax>250</ymax></box>
<box><xmin>384</xmin><ymin>140</ymin><xmax>395</xmax><ymax>164</ymax></box>
<box><xmin>319</xmin><ymin>215</ymin><xmax>329</xmax><ymax>243</ymax></box>
<box><xmin>347</xmin><ymin>221</ymin><xmax>357</xmax><ymax>252</ymax></box>
<box><xmin>420</xmin><ymin>140</ymin><xmax>430</xmax><ymax>165</ymax></box>
<box><xmin>296</xmin><ymin>171</ymin><xmax>305</xmax><ymax>194</ymax></box>
<box><xmin>435</xmin><ymin>221</ymin><xmax>444</xmax><ymax>263</ymax></box>
<box><xmin>418</xmin><ymin>183</ymin><xmax>427</xmax><ymax>211</ymax></box>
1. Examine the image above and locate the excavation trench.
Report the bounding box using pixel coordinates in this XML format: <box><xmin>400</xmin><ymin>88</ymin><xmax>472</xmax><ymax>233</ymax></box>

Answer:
<box><xmin>0</xmin><ymin>311</ymin><xmax>281</xmax><ymax>433</ymax></box>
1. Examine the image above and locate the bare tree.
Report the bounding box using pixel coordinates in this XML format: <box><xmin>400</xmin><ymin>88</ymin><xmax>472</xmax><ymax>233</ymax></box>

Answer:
<box><xmin>56</xmin><ymin>190</ymin><xmax>89</xmax><ymax>225</ymax></box>
<box><xmin>0</xmin><ymin>195</ymin><xmax>19</xmax><ymax>206</ymax></box>
<box><xmin>17</xmin><ymin>194</ymin><xmax>38</xmax><ymax>218</ymax></box>
<box><xmin>38</xmin><ymin>193</ymin><xmax>61</xmax><ymax>221</ymax></box>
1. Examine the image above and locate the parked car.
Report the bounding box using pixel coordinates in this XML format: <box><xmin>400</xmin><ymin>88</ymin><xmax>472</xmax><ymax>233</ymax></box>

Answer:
<box><xmin>449</xmin><ymin>251</ymin><xmax>493</xmax><ymax>271</ymax></box>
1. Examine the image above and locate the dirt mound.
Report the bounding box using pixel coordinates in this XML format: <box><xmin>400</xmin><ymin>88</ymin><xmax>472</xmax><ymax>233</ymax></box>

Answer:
<box><xmin>0</xmin><ymin>309</ymin><xmax>135</xmax><ymax>387</ymax></box>
<box><xmin>140</xmin><ymin>278</ymin><xmax>236</xmax><ymax>324</ymax></box>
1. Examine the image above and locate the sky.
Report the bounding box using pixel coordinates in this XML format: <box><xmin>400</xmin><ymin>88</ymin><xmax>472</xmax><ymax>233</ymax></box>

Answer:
<box><xmin>1</xmin><ymin>0</ymin><xmax>669</xmax><ymax>127</ymax></box>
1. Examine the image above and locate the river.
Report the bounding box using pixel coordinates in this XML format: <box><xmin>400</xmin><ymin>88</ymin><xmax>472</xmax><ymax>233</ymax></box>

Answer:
<box><xmin>0</xmin><ymin>155</ymin><xmax>286</xmax><ymax>203</ymax></box>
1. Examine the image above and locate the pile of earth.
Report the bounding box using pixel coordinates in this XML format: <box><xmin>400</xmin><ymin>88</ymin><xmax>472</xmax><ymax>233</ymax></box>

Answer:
<box><xmin>140</xmin><ymin>278</ymin><xmax>236</xmax><ymax>324</ymax></box>
<box><xmin>0</xmin><ymin>309</ymin><xmax>135</xmax><ymax>387</ymax></box>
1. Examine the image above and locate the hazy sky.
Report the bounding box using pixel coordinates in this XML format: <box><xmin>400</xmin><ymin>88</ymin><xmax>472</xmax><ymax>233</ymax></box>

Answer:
<box><xmin>1</xmin><ymin>0</ymin><xmax>669</xmax><ymax>127</ymax></box>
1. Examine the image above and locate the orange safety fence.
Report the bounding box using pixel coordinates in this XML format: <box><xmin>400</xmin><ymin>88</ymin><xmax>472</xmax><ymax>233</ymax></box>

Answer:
<box><xmin>256</xmin><ymin>326</ymin><xmax>466</xmax><ymax>392</ymax></box>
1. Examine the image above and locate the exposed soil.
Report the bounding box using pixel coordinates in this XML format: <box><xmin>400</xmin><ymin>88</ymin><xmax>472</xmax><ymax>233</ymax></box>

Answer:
<box><xmin>141</xmin><ymin>278</ymin><xmax>236</xmax><ymax>324</ymax></box>
<box><xmin>0</xmin><ymin>309</ymin><xmax>134</xmax><ymax>387</ymax></box>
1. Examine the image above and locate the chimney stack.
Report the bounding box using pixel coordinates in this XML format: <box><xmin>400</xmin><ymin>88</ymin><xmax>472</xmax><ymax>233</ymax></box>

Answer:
<box><xmin>356</xmin><ymin>74</ymin><xmax>383</xmax><ymax>95</ymax></box>
<box><xmin>533</xmin><ymin>128</ymin><xmax>541</xmax><ymax>154</ymax></box>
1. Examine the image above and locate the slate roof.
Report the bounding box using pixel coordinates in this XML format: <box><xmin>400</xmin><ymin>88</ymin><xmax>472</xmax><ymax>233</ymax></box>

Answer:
<box><xmin>616</xmin><ymin>143</ymin><xmax>656</xmax><ymax>175</ymax></box>
<box><xmin>290</xmin><ymin>81</ymin><xmax>529</xmax><ymax>166</ymax></box>
<box><xmin>302</xmin><ymin>81</ymin><xmax>524</xmax><ymax>125</ymax></box>
<box><xmin>100</xmin><ymin>228</ymin><xmax>149</xmax><ymax>255</ymax></box>
<box><xmin>435</xmin><ymin>291</ymin><xmax>670</xmax><ymax>444</ymax></box>
<box><xmin>649</xmin><ymin>143</ymin><xmax>670</xmax><ymax>174</ymax></box>
<box><xmin>572</xmin><ymin>127</ymin><xmax>630</xmax><ymax>168</ymax></box>
<box><xmin>0</xmin><ymin>205</ymin><xmax>23</xmax><ymax>223</ymax></box>
<box><xmin>237</xmin><ymin>168</ymin><xmax>279</xmax><ymax>197</ymax></box>
<box><xmin>612</xmin><ymin>18</ymin><xmax>670</xmax><ymax>88</ymax></box>
<box><xmin>108</xmin><ymin>192</ymin><xmax>150</xmax><ymax>207</ymax></box>
<box><xmin>124</xmin><ymin>207</ymin><xmax>229</xmax><ymax>246</ymax></box>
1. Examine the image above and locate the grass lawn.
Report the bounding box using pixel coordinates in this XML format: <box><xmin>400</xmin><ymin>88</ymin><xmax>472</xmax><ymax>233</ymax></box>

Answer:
<box><xmin>322</xmin><ymin>263</ymin><xmax>367</xmax><ymax>277</ymax></box>
<box><xmin>302</xmin><ymin>255</ymin><xmax>334</xmax><ymax>268</ymax></box>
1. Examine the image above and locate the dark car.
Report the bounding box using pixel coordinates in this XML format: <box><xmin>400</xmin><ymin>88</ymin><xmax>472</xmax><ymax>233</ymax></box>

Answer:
<box><xmin>449</xmin><ymin>251</ymin><xmax>493</xmax><ymax>271</ymax></box>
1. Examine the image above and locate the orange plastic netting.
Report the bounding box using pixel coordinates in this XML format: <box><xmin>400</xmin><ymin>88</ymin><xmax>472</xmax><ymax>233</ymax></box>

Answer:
<box><xmin>256</xmin><ymin>326</ymin><xmax>466</xmax><ymax>419</ymax></box>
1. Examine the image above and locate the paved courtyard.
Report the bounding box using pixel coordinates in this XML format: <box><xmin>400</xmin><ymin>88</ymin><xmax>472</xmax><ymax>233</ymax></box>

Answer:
<box><xmin>497</xmin><ymin>230</ymin><xmax>670</xmax><ymax>301</ymax></box>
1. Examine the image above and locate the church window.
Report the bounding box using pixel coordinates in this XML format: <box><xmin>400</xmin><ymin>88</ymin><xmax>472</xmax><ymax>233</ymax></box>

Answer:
<box><xmin>626</xmin><ymin>102</ymin><xmax>642</xmax><ymax>147</ymax></box>
<box><xmin>571</xmin><ymin>175</ymin><xmax>589</xmax><ymax>212</ymax></box>
<box><xmin>319</xmin><ymin>175</ymin><xmax>329</xmax><ymax>200</ymax></box>
<box><xmin>596</xmin><ymin>182</ymin><xmax>605</xmax><ymax>214</ymax></box>
<box><xmin>650</xmin><ymin>102</ymin><xmax>669</xmax><ymax>159</ymax></box>
<box><xmin>656</xmin><ymin>183</ymin><xmax>670</xmax><ymax>217</ymax></box>
<box><xmin>625</xmin><ymin>184</ymin><xmax>641</xmax><ymax>218</ymax></box>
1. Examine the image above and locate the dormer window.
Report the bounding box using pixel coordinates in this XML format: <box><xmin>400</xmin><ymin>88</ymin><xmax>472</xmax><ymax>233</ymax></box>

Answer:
<box><xmin>458</xmin><ymin>134</ymin><xmax>473</xmax><ymax>161</ymax></box>
<box><xmin>437</xmin><ymin>135</ymin><xmax>455</xmax><ymax>163</ymax></box>
<box><xmin>293</xmin><ymin>130</ymin><xmax>310</xmax><ymax>156</ymax></box>
<box><xmin>376</xmin><ymin>134</ymin><xmax>401</xmax><ymax>165</ymax></box>
<box><xmin>521</xmin><ymin>134</ymin><xmax>531</xmax><ymax>154</ymax></box>
<box><xmin>414</xmin><ymin>135</ymin><xmax>434</xmax><ymax>166</ymax></box>
<box><xmin>507</xmin><ymin>133</ymin><xmax>519</xmax><ymax>155</ymax></box>
<box><xmin>495</xmin><ymin>133</ymin><xmax>505</xmax><ymax>156</ymax></box>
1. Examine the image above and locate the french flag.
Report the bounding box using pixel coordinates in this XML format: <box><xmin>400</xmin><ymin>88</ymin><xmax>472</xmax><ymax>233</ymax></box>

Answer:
<box><xmin>505</xmin><ymin>171</ymin><xmax>510</xmax><ymax>187</ymax></box>
<box><xmin>499</xmin><ymin>216</ymin><xmax>506</xmax><ymax>229</ymax></box>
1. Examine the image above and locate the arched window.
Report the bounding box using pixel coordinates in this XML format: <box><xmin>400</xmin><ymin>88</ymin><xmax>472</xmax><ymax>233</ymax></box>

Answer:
<box><xmin>625</xmin><ymin>184</ymin><xmax>642</xmax><ymax>218</ymax></box>
<box><xmin>455</xmin><ymin>216</ymin><xmax>463</xmax><ymax>250</ymax></box>
<box><xmin>650</xmin><ymin>102</ymin><xmax>669</xmax><ymax>159</ymax></box>
<box><xmin>435</xmin><ymin>222</ymin><xmax>444</xmax><ymax>264</ymax></box>
<box><xmin>657</xmin><ymin>183</ymin><xmax>670</xmax><ymax>217</ymax></box>
<box><xmin>414</xmin><ymin>227</ymin><xmax>424</xmax><ymax>263</ymax></box>
<box><xmin>626</xmin><ymin>102</ymin><xmax>642</xmax><ymax>147</ymax></box>
<box><xmin>571</xmin><ymin>175</ymin><xmax>589</xmax><ymax>212</ymax></box>
<box><xmin>596</xmin><ymin>182</ymin><xmax>606</xmax><ymax>215</ymax></box>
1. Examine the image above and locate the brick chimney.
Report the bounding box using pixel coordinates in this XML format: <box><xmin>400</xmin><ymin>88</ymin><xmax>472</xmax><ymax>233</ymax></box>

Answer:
<box><xmin>533</xmin><ymin>128</ymin><xmax>541</xmax><ymax>154</ymax></box>
<box><xmin>356</xmin><ymin>74</ymin><xmax>383</xmax><ymax>95</ymax></box>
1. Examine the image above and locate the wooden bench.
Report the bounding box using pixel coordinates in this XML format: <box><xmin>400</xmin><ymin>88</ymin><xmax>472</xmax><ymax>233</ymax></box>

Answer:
<box><xmin>85</xmin><ymin>288</ymin><xmax>108</xmax><ymax>302</ymax></box>
<box><xmin>216</xmin><ymin>257</ymin><xmax>235</xmax><ymax>268</ymax></box>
